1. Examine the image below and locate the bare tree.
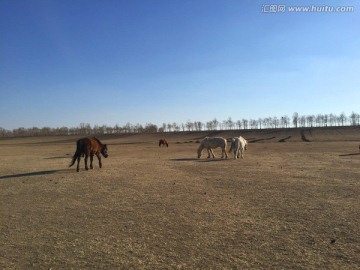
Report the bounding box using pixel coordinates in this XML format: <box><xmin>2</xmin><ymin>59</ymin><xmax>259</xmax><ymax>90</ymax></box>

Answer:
<box><xmin>350</xmin><ymin>111</ymin><xmax>360</xmax><ymax>126</ymax></box>
<box><xmin>172</xmin><ymin>122</ymin><xmax>180</xmax><ymax>132</ymax></box>
<box><xmin>292</xmin><ymin>112</ymin><xmax>299</xmax><ymax>128</ymax></box>
<box><xmin>134</xmin><ymin>124</ymin><xmax>144</xmax><ymax>133</ymax></box>
<box><xmin>212</xmin><ymin>118</ymin><xmax>219</xmax><ymax>130</ymax></box>
<box><xmin>40</xmin><ymin>127</ymin><xmax>51</xmax><ymax>136</ymax></box>
<box><xmin>206</xmin><ymin>121</ymin><xmax>213</xmax><ymax>130</ymax></box>
<box><xmin>299</xmin><ymin>116</ymin><xmax>306</xmax><ymax>127</ymax></box>
<box><xmin>106</xmin><ymin>126</ymin><xmax>114</xmax><ymax>134</ymax></box>
<box><xmin>123</xmin><ymin>122</ymin><xmax>133</xmax><ymax>133</ymax></box>
<box><xmin>226</xmin><ymin>117</ymin><xmax>234</xmax><ymax>130</ymax></box>
<box><xmin>281</xmin><ymin>115</ymin><xmax>290</xmax><ymax>128</ymax></box>
<box><xmin>316</xmin><ymin>114</ymin><xmax>323</xmax><ymax>127</ymax></box>
<box><xmin>194</xmin><ymin>121</ymin><xmax>203</xmax><ymax>131</ymax></box>
<box><xmin>323</xmin><ymin>114</ymin><xmax>328</xmax><ymax>127</ymax></box>
<box><xmin>329</xmin><ymin>114</ymin><xmax>336</xmax><ymax>126</ymax></box>
<box><xmin>249</xmin><ymin>119</ymin><xmax>257</xmax><ymax>129</ymax></box>
<box><xmin>114</xmin><ymin>124</ymin><xmax>122</xmax><ymax>134</ymax></box>
<box><xmin>144</xmin><ymin>123</ymin><xmax>158</xmax><ymax>133</ymax></box>
<box><xmin>242</xmin><ymin>119</ymin><xmax>248</xmax><ymax>129</ymax></box>
<box><xmin>272</xmin><ymin>117</ymin><xmax>279</xmax><ymax>128</ymax></box>
<box><xmin>4</xmin><ymin>111</ymin><xmax>360</xmax><ymax>138</ymax></box>
<box><xmin>0</xmin><ymin>127</ymin><xmax>11</xmax><ymax>137</ymax></box>
<box><xmin>306</xmin><ymin>115</ymin><xmax>315</xmax><ymax>127</ymax></box>
<box><xmin>263</xmin><ymin>118</ymin><xmax>269</xmax><ymax>129</ymax></box>
<box><xmin>355</xmin><ymin>113</ymin><xmax>360</xmax><ymax>125</ymax></box>
<box><xmin>339</xmin><ymin>112</ymin><xmax>347</xmax><ymax>126</ymax></box>
<box><xmin>236</xmin><ymin>120</ymin><xmax>242</xmax><ymax>129</ymax></box>
<box><xmin>262</xmin><ymin>118</ymin><xmax>268</xmax><ymax>129</ymax></box>
<box><xmin>221</xmin><ymin>120</ymin><xmax>226</xmax><ymax>130</ymax></box>
<box><xmin>186</xmin><ymin>120</ymin><xmax>194</xmax><ymax>131</ymax></box>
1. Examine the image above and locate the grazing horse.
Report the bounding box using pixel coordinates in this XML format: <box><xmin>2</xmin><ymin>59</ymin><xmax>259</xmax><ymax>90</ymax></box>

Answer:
<box><xmin>197</xmin><ymin>137</ymin><xmax>228</xmax><ymax>159</ymax></box>
<box><xmin>159</xmin><ymin>139</ymin><xmax>169</xmax><ymax>147</ymax></box>
<box><xmin>69</xmin><ymin>137</ymin><xmax>108</xmax><ymax>172</ymax></box>
<box><xmin>229</xmin><ymin>136</ymin><xmax>248</xmax><ymax>160</ymax></box>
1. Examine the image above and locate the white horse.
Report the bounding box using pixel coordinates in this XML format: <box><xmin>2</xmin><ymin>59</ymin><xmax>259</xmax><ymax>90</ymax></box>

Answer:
<box><xmin>229</xmin><ymin>136</ymin><xmax>248</xmax><ymax>160</ymax></box>
<box><xmin>197</xmin><ymin>137</ymin><xmax>228</xmax><ymax>159</ymax></box>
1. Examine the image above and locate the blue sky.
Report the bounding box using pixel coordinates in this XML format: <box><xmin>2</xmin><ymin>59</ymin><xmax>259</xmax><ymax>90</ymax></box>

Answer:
<box><xmin>0</xmin><ymin>0</ymin><xmax>359</xmax><ymax>130</ymax></box>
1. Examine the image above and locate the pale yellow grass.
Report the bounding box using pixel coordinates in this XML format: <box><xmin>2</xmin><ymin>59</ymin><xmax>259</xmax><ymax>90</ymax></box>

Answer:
<box><xmin>0</xmin><ymin>129</ymin><xmax>359</xmax><ymax>269</ymax></box>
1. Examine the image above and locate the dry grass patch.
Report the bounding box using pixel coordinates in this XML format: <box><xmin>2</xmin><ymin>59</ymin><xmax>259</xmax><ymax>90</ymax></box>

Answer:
<box><xmin>1</xmin><ymin>131</ymin><xmax>359</xmax><ymax>269</ymax></box>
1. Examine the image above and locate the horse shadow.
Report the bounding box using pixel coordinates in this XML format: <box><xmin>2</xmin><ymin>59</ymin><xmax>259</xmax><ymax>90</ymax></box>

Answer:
<box><xmin>249</xmin><ymin>137</ymin><xmax>276</xmax><ymax>143</ymax></box>
<box><xmin>339</xmin><ymin>153</ymin><xmax>360</xmax><ymax>157</ymax></box>
<box><xmin>0</xmin><ymin>169</ymin><xmax>70</xmax><ymax>180</ymax></box>
<box><xmin>279</xmin><ymin>136</ymin><xmax>292</xmax><ymax>142</ymax></box>
<box><xmin>43</xmin><ymin>156</ymin><xmax>70</xmax><ymax>160</ymax></box>
<box><xmin>171</xmin><ymin>158</ymin><xmax>228</xmax><ymax>162</ymax></box>
<box><xmin>171</xmin><ymin>158</ymin><xmax>199</xmax><ymax>162</ymax></box>
<box><xmin>199</xmin><ymin>158</ymin><xmax>228</xmax><ymax>163</ymax></box>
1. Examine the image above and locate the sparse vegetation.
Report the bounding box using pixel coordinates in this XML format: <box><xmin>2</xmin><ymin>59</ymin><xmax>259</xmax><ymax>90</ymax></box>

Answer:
<box><xmin>1</xmin><ymin>128</ymin><xmax>359</xmax><ymax>269</ymax></box>
<box><xmin>1</xmin><ymin>111</ymin><xmax>359</xmax><ymax>137</ymax></box>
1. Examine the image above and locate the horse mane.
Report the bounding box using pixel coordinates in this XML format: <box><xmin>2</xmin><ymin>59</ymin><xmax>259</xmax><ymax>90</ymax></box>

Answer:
<box><xmin>92</xmin><ymin>137</ymin><xmax>103</xmax><ymax>145</ymax></box>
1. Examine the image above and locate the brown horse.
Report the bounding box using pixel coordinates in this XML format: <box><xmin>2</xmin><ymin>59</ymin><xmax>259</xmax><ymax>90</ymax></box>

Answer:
<box><xmin>159</xmin><ymin>139</ymin><xmax>168</xmax><ymax>147</ymax></box>
<box><xmin>69</xmin><ymin>137</ymin><xmax>108</xmax><ymax>172</ymax></box>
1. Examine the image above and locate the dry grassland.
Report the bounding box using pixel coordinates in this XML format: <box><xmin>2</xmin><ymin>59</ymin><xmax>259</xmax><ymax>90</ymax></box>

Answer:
<box><xmin>1</xmin><ymin>127</ymin><xmax>359</xmax><ymax>269</ymax></box>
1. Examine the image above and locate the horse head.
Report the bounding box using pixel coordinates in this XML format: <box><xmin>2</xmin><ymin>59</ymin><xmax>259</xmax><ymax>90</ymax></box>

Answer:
<box><xmin>197</xmin><ymin>143</ymin><xmax>204</xmax><ymax>158</ymax></box>
<box><xmin>101</xmin><ymin>144</ymin><xmax>109</xmax><ymax>158</ymax></box>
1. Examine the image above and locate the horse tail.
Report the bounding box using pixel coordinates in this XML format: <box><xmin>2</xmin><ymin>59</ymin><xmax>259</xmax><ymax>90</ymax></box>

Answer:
<box><xmin>69</xmin><ymin>155</ymin><xmax>77</xmax><ymax>167</ymax></box>
<box><xmin>228</xmin><ymin>139</ymin><xmax>235</xmax><ymax>153</ymax></box>
<box><xmin>69</xmin><ymin>140</ymin><xmax>81</xmax><ymax>167</ymax></box>
<box><xmin>241</xmin><ymin>137</ymin><xmax>248</xmax><ymax>150</ymax></box>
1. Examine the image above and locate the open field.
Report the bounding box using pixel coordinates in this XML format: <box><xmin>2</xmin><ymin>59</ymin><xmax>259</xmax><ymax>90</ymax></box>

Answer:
<box><xmin>1</xmin><ymin>127</ymin><xmax>359</xmax><ymax>269</ymax></box>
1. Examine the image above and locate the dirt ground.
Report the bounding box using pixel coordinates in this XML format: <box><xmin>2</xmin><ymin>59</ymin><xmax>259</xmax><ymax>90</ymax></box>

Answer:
<box><xmin>1</xmin><ymin>128</ymin><xmax>359</xmax><ymax>269</ymax></box>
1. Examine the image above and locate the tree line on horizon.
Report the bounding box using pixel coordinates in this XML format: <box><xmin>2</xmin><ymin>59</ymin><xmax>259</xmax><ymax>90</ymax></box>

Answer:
<box><xmin>1</xmin><ymin>111</ymin><xmax>359</xmax><ymax>138</ymax></box>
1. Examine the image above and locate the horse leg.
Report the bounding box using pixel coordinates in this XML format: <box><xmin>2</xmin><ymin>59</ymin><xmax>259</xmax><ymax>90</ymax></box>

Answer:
<box><xmin>223</xmin><ymin>147</ymin><xmax>228</xmax><ymax>159</ymax></box>
<box><xmin>76</xmin><ymin>156</ymin><xmax>81</xmax><ymax>172</ymax></box>
<box><xmin>97</xmin><ymin>153</ymin><xmax>102</xmax><ymax>168</ymax></box>
<box><xmin>206</xmin><ymin>148</ymin><xmax>211</xmax><ymax>158</ymax></box>
<box><xmin>90</xmin><ymin>154</ymin><xmax>94</xmax><ymax>169</ymax></box>
<box><xmin>84</xmin><ymin>154</ymin><xmax>89</xmax><ymax>170</ymax></box>
<box><xmin>210</xmin><ymin>148</ymin><xmax>215</xmax><ymax>158</ymax></box>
